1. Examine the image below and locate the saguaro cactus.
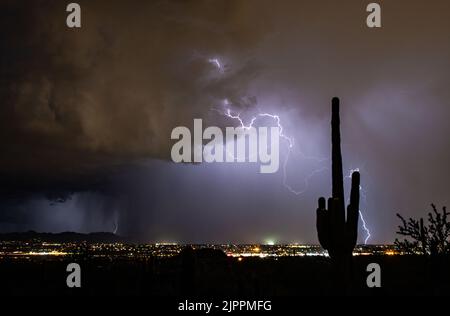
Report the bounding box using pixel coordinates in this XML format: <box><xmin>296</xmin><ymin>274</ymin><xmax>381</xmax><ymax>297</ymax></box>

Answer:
<box><xmin>316</xmin><ymin>97</ymin><xmax>360</xmax><ymax>261</ymax></box>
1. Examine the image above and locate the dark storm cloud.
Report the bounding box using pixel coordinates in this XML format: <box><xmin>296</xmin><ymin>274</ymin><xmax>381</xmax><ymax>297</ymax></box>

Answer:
<box><xmin>0</xmin><ymin>0</ymin><xmax>449</xmax><ymax>242</ymax></box>
<box><xmin>0</xmin><ymin>0</ymin><xmax>268</xmax><ymax>197</ymax></box>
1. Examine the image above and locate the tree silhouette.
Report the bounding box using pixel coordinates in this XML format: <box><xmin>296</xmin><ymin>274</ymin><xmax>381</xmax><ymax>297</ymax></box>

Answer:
<box><xmin>396</xmin><ymin>204</ymin><xmax>450</xmax><ymax>255</ymax></box>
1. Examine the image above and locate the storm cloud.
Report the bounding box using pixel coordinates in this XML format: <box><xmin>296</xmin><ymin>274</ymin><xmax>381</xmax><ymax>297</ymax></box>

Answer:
<box><xmin>0</xmin><ymin>0</ymin><xmax>449</xmax><ymax>243</ymax></box>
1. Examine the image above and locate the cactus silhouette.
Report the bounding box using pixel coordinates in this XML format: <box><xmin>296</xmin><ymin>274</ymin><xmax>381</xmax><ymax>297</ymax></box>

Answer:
<box><xmin>316</xmin><ymin>97</ymin><xmax>360</xmax><ymax>261</ymax></box>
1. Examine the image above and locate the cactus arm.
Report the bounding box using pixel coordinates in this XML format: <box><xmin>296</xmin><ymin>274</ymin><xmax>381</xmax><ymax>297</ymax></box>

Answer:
<box><xmin>316</xmin><ymin>197</ymin><xmax>329</xmax><ymax>250</ymax></box>
<box><xmin>346</xmin><ymin>171</ymin><xmax>360</xmax><ymax>249</ymax></box>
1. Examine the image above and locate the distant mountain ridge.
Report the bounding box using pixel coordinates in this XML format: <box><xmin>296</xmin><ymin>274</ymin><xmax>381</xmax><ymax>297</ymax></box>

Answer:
<box><xmin>0</xmin><ymin>231</ymin><xmax>126</xmax><ymax>243</ymax></box>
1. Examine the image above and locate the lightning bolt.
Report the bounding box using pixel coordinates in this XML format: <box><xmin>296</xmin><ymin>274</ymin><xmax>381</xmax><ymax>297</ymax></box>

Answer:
<box><xmin>208</xmin><ymin>58</ymin><xmax>225</xmax><ymax>73</ymax></box>
<box><xmin>112</xmin><ymin>211</ymin><xmax>119</xmax><ymax>235</ymax></box>
<box><xmin>359</xmin><ymin>211</ymin><xmax>371</xmax><ymax>244</ymax></box>
<box><xmin>222</xmin><ymin>107</ymin><xmax>329</xmax><ymax>195</ymax></box>
<box><xmin>208</xmin><ymin>57</ymin><xmax>371</xmax><ymax>244</ymax></box>
<box><xmin>224</xmin><ymin>108</ymin><xmax>293</xmax><ymax>147</ymax></box>
<box><xmin>209</xmin><ymin>58</ymin><xmax>328</xmax><ymax>195</ymax></box>
<box><xmin>113</xmin><ymin>218</ymin><xmax>118</xmax><ymax>234</ymax></box>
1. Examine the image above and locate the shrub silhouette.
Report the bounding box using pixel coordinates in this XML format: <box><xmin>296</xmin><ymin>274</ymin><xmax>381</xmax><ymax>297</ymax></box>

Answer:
<box><xmin>396</xmin><ymin>204</ymin><xmax>449</xmax><ymax>256</ymax></box>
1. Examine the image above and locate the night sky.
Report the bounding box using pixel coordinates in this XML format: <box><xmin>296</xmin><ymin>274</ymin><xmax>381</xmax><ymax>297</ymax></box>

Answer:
<box><xmin>1</xmin><ymin>0</ymin><xmax>449</xmax><ymax>244</ymax></box>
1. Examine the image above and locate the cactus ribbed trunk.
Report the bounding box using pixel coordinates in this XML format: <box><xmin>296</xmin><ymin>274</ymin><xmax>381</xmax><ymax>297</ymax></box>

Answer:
<box><xmin>332</xmin><ymin>98</ymin><xmax>345</xmax><ymax>214</ymax></box>
<box><xmin>316</xmin><ymin>97</ymin><xmax>361</xmax><ymax>292</ymax></box>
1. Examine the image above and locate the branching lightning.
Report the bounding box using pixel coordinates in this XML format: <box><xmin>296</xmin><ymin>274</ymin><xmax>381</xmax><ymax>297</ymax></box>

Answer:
<box><xmin>359</xmin><ymin>211</ymin><xmax>371</xmax><ymax>244</ymax></box>
<box><xmin>224</xmin><ymin>108</ymin><xmax>293</xmax><ymax>148</ymax></box>
<box><xmin>222</xmin><ymin>106</ymin><xmax>329</xmax><ymax>196</ymax></box>
<box><xmin>208</xmin><ymin>57</ymin><xmax>371</xmax><ymax>244</ymax></box>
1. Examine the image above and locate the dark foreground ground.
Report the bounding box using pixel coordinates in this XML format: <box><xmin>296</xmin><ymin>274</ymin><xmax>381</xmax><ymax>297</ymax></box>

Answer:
<box><xmin>1</xmin><ymin>250</ymin><xmax>449</xmax><ymax>295</ymax></box>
